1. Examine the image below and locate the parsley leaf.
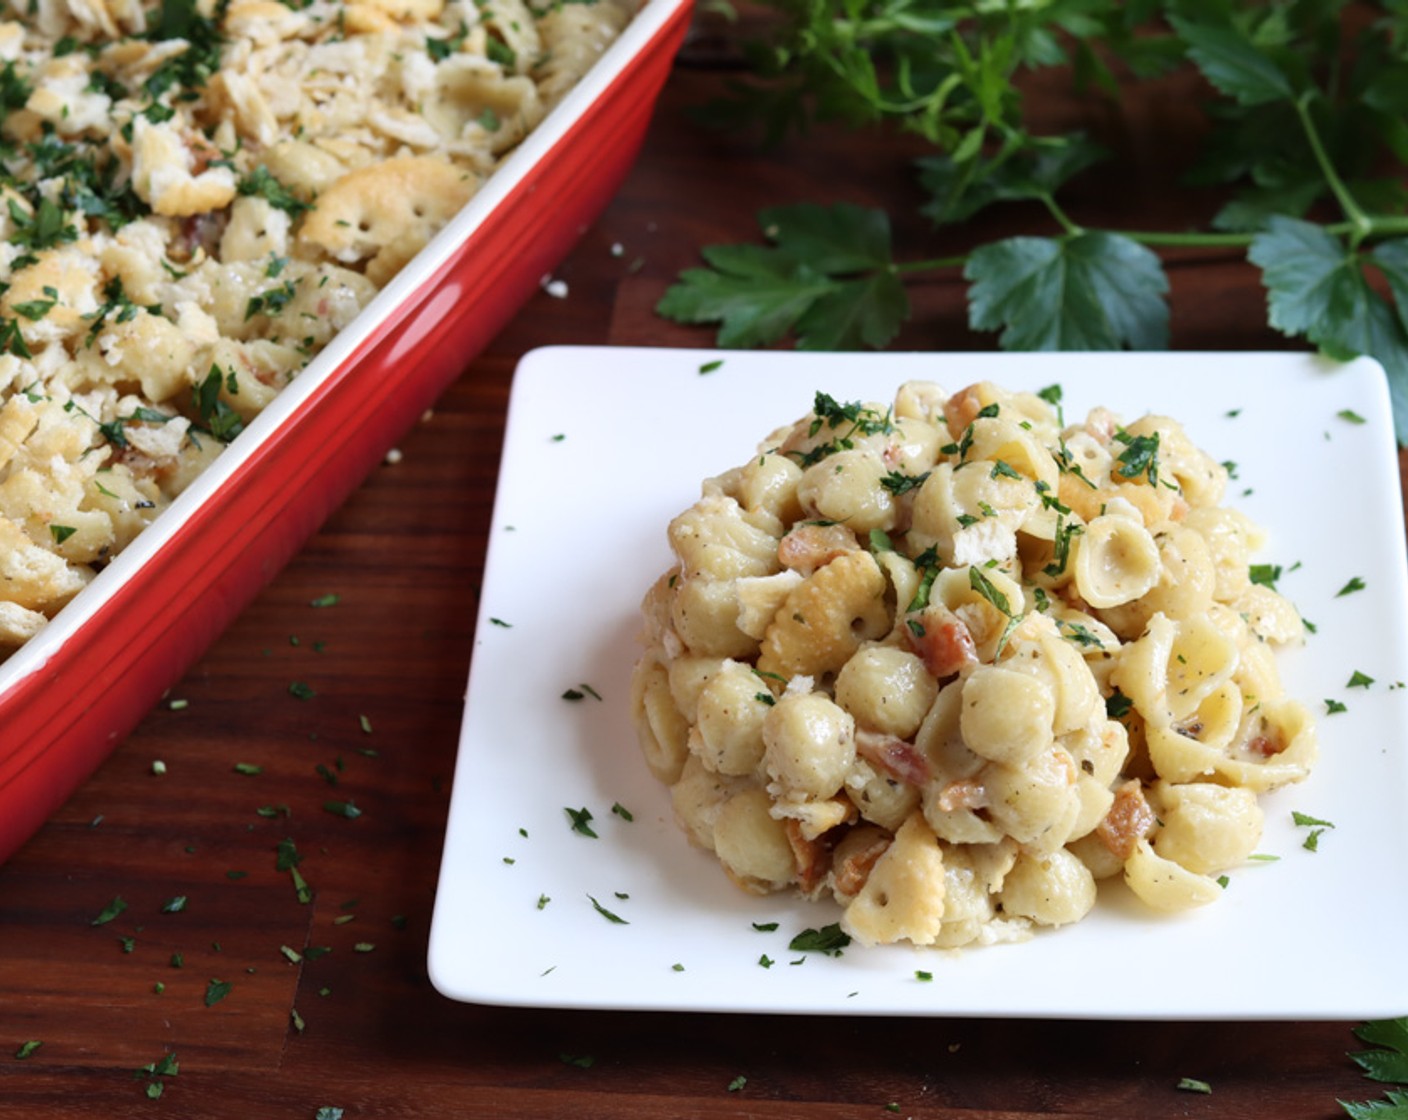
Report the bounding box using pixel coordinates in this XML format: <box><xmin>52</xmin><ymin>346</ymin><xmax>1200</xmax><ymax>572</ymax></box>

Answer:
<box><xmin>656</xmin><ymin>203</ymin><xmax>908</xmax><ymax>349</ymax></box>
<box><xmin>965</xmin><ymin>232</ymin><xmax>1169</xmax><ymax>350</ymax></box>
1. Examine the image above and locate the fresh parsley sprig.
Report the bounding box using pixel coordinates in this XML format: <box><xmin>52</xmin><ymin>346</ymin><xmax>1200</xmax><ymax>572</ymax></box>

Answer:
<box><xmin>662</xmin><ymin>2</ymin><xmax>1408</xmax><ymax>440</ymax></box>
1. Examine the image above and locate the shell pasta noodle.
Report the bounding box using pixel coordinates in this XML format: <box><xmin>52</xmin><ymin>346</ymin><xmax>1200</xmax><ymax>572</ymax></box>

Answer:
<box><xmin>630</xmin><ymin>379</ymin><xmax>1318</xmax><ymax>949</ymax></box>
<box><xmin>0</xmin><ymin>0</ymin><xmax>637</xmax><ymax>658</ymax></box>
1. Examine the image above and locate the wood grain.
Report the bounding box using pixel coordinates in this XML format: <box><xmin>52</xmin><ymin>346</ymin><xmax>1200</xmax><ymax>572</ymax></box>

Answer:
<box><xmin>1</xmin><ymin>16</ymin><xmax>1403</xmax><ymax>1119</ymax></box>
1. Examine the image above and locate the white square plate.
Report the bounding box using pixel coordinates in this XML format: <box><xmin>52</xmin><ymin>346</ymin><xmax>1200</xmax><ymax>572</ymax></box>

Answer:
<box><xmin>427</xmin><ymin>346</ymin><xmax>1408</xmax><ymax>1019</ymax></box>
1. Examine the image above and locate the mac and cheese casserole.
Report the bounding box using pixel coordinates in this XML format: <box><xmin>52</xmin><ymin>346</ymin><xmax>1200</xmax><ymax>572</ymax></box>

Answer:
<box><xmin>631</xmin><ymin>380</ymin><xmax>1316</xmax><ymax>948</ymax></box>
<box><xmin>0</xmin><ymin>0</ymin><xmax>635</xmax><ymax>655</ymax></box>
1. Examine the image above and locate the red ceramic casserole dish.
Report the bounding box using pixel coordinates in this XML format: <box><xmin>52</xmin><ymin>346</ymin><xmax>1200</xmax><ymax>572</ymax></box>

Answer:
<box><xmin>0</xmin><ymin>0</ymin><xmax>692</xmax><ymax>864</ymax></box>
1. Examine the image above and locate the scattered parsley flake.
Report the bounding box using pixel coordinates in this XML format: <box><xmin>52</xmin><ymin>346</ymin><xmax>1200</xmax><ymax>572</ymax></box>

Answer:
<box><xmin>323</xmin><ymin>800</ymin><xmax>362</xmax><ymax>819</ymax></box>
<box><xmin>699</xmin><ymin>359</ymin><xmax>724</xmax><ymax>374</ymax></box>
<box><xmin>309</xmin><ymin>593</ymin><xmax>339</xmax><ymax>608</ymax></box>
<box><xmin>14</xmin><ymin>1041</ymin><xmax>41</xmax><ymax>1060</ymax></box>
<box><xmin>1337</xmin><ymin>576</ymin><xmax>1367</xmax><ymax>597</ymax></box>
<box><xmin>488</xmin><ymin>617</ymin><xmax>512</xmax><ymax>628</ymax></box>
<box><xmin>160</xmin><ymin>896</ymin><xmax>187</xmax><ymax>914</ymax></box>
<box><xmin>915</xmin><ymin>970</ymin><xmax>933</xmax><ymax>981</ymax></box>
<box><xmin>91</xmin><ymin>895</ymin><xmax>127</xmax><ymax>926</ymax></box>
<box><xmin>233</xmin><ymin>762</ymin><xmax>262</xmax><ymax>775</ymax></box>
<box><xmin>1248</xmin><ymin>563</ymin><xmax>1281</xmax><ymax>589</ymax></box>
<box><xmin>751</xmin><ymin>921</ymin><xmax>779</xmax><ymax>932</ymax></box>
<box><xmin>288</xmin><ymin>680</ymin><xmax>316</xmax><ymax>700</ymax></box>
<box><xmin>537</xmin><ymin>894</ymin><xmax>550</xmax><ymax>910</ymax></box>
<box><xmin>788</xmin><ymin>923</ymin><xmax>851</xmax><ymax>956</ymax></box>
<box><xmin>204</xmin><ymin>979</ymin><xmax>232</xmax><ymax>1007</ymax></box>
<box><xmin>611</xmin><ymin>802</ymin><xmax>634</xmax><ymax>822</ymax></box>
<box><xmin>1337</xmin><ymin>408</ymin><xmax>1367</xmax><ymax>424</ymax></box>
<box><xmin>759</xmin><ymin>954</ymin><xmax>774</xmax><ymax>968</ymax></box>
<box><xmin>1177</xmin><ymin>1077</ymin><xmax>1212</xmax><ymax>1094</ymax></box>
<box><xmin>565</xmin><ymin>807</ymin><xmax>598</xmax><ymax>837</ymax></box>
<box><xmin>587</xmin><ymin>895</ymin><xmax>628</xmax><ymax>924</ymax></box>
<box><xmin>559</xmin><ymin>1053</ymin><xmax>594</xmax><ymax>1068</ymax></box>
<box><xmin>727</xmin><ymin>1075</ymin><xmax>747</xmax><ymax>1093</ymax></box>
<box><xmin>1348</xmin><ymin>670</ymin><xmax>1375</xmax><ymax>689</ymax></box>
<box><xmin>353</xmin><ymin>942</ymin><xmax>375</xmax><ymax>953</ymax></box>
<box><xmin>1325</xmin><ymin>698</ymin><xmax>1348</xmax><ymax>714</ymax></box>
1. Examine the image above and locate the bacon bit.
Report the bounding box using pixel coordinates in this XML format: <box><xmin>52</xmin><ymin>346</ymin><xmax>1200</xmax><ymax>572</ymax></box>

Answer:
<box><xmin>784</xmin><ymin>819</ymin><xmax>832</xmax><ymax>895</ymax></box>
<box><xmin>1246</xmin><ymin>734</ymin><xmax>1281</xmax><ymax>758</ymax></box>
<box><xmin>831</xmin><ymin>828</ymin><xmax>892</xmax><ymax>898</ymax></box>
<box><xmin>943</xmin><ymin>385</ymin><xmax>985</xmax><ymax>439</ymax></box>
<box><xmin>1095</xmin><ymin>779</ymin><xmax>1156</xmax><ymax>860</ymax></box>
<box><xmin>906</xmin><ymin>607</ymin><xmax>978</xmax><ymax>680</ymax></box>
<box><xmin>777</xmin><ymin>522</ymin><xmax>857</xmax><ymax>574</ymax></box>
<box><xmin>856</xmin><ymin>730</ymin><xmax>932</xmax><ymax>787</ymax></box>
<box><xmin>936</xmin><ymin>778</ymin><xmax>987</xmax><ymax>813</ymax></box>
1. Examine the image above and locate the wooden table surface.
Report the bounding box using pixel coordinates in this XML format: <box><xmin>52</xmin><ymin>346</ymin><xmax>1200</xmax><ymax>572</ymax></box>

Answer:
<box><xmin>3</xmin><ymin>12</ymin><xmax>1406</xmax><ymax>1119</ymax></box>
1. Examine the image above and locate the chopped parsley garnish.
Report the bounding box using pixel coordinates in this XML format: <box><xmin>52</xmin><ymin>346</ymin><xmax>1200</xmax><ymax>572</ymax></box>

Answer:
<box><xmin>323</xmin><ymin>800</ymin><xmax>362</xmax><ymax>819</ymax></box>
<box><xmin>587</xmin><ymin>894</ymin><xmax>628</xmax><ymax>924</ymax></box>
<box><xmin>160</xmin><ymin>896</ymin><xmax>187</xmax><ymax>913</ymax></box>
<box><xmin>1176</xmin><ymin>1077</ymin><xmax>1212</xmax><ymax>1094</ymax></box>
<box><xmin>610</xmin><ymin>802</ymin><xmax>633</xmax><ymax>822</ymax></box>
<box><xmin>1325</xmin><ymin>698</ymin><xmax>1348</xmax><ymax>714</ymax></box>
<box><xmin>1042</xmin><ymin>516</ymin><xmax>1084</xmax><ymax>579</ymax></box>
<box><xmin>1105</xmin><ymin>691</ymin><xmax>1134</xmax><ymax>719</ymax></box>
<box><xmin>751</xmin><ymin>921</ymin><xmax>779</xmax><ymax>932</ymax></box>
<box><xmin>880</xmin><ymin>469</ymin><xmax>930</xmax><ymax>495</ymax></box>
<box><xmin>1337</xmin><ymin>576</ymin><xmax>1367</xmax><ymax>597</ymax></box>
<box><xmin>204</xmin><ymin>978</ymin><xmax>233</xmax><ymax>1007</ymax></box>
<box><xmin>1112</xmin><ymin>430</ymin><xmax>1161</xmax><ymax>486</ymax></box>
<box><xmin>1348</xmin><ymin>670</ymin><xmax>1375</xmax><ymax>689</ymax></box>
<box><xmin>788</xmin><ymin>923</ymin><xmax>851</xmax><ymax>955</ymax></box>
<box><xmin>698</xmin><ymin>358</ymin><xmax>724</xmax><ymax>374</ymax></box>
<box><xmin>310</xmin><ymin>593</ymin><xmax>339</xmax><ymax>607</ymax></box>
<box><xmin>49</xmin><ymin>524</ymin><xmax>77</xmax><ymax>545</ymax></box>
<box><xmin>194</xmin><ymin>364</ymin><xmax>245</xmax><ymax>442</ymax></box>
<box><xmin>786</xmin><ymin>392</ymin><xmax>896</xmax><ymax>467</ymax></box>
<box><xmin>245</xmin><ymin>278</ymin><xmax>299</xmax><ymax>321</ymax></box>
<box><xmin>14</xmin><ymin>1040</ymin><xmax>42</xmax><ymax>1060</ymax></box>
<box><xmin>1292</xmin><ymin>810</ymin><xmax>1335</xmax><ymax>853</ymax></box>
<box><xmin>426</xmin><ymin>20</ymin><xmax>469</xmax><ymax>61</ymax></box>
<box><xmin>1248</xmin><ymin>563</ymin><xmax>1282</xmax><ymax>589</ymax></box>
<box><xmin>91</xmin><ymin>895</ymin><xmax>128</xmax><ymax>926</ymax></box>
<box><xmin>1337</xmin><ymin>408</ymin><xmax>1367</xmax><ymax>424</ymax></box>
<box><xmin>727</xmin><ymin>1075</ymin><xmax>748</xmax><ymax>1092</ymax></box>
<box><xmin>565</xmin><ymin>806</ymin><xmax>598</xmax><ymax>838</ymax></box>
<box><xmin>236</xmin><ymin>165</ymin><xmax>309</xmax><ymax>215</ymax></box>
<box><xmin>288</xmin><ymin>681</ymin><xmax>315</xmax><ymax>700</ymax></box>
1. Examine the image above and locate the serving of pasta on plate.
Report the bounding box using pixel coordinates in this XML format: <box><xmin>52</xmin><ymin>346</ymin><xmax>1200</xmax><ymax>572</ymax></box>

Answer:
<box><xmin>631</xmin><ymin>378</ymin><xmax>1317</xmax><ymax>950</ymax></box>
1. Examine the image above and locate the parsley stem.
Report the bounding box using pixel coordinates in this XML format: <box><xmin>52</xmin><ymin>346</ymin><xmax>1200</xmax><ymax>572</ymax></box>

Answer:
<box><xmin>1294</xmin><ymin>91</ymin><xmax>1372</xmax><ymax>246</ymax></box>
<box><xmin>894</xmin><ymin>254</ymin><xmax>970</xmax><ymax>274</ymax></box>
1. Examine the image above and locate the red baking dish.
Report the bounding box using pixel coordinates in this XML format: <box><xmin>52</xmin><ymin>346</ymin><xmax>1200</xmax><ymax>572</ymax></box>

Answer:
<box><xmin>0</xmin><ymin>0</ymin><xmax>693</xmax><ymax>865</ymax></box>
